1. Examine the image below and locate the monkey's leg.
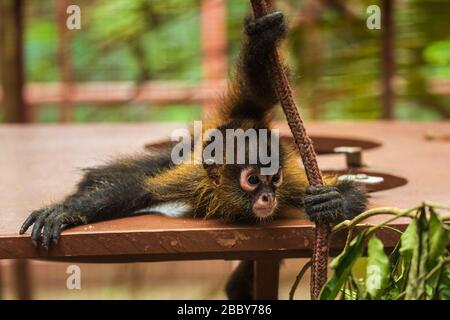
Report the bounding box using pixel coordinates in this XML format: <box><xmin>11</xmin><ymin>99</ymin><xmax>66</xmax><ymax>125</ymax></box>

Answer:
<box><xmin>225</xmin><ymin>261</ymin><xmax>254</xmax><ymax>300</ymax></box>
<box><xmin>223</xmin><ymin>11</ymin><xmax>287</xmax><ymax>120</ymax></box>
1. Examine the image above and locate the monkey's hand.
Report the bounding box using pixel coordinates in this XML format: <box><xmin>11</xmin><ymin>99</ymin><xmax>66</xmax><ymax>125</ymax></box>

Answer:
<box><xmin>244</xmin><ymin>11</ymin><xmax>287</xmax><ymax>49</ymax></box>
<box><xmin>19</xmin><ymin>204</ymin><xmax>86</xmax><ymax>249</ymax></box>
<box><xmin>304</xmin><ymin>181</ymin><xmax>368</xmax><ymax>224</ymax></box>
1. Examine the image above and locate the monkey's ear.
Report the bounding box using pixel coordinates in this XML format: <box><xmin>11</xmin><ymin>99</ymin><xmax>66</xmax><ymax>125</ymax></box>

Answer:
<box><xmin>203</xmin><ymin>159</ymin><xmax>222</xmax><ymax>186</ymax></box>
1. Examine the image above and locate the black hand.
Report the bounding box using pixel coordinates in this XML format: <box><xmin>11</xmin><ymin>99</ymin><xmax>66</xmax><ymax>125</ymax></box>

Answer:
<box><xmin>19</xmin><ymin>204</ymin><xmax>83</xmax><ymax>249</ymax></box>
<box><xmin>304</xmin><ymin>185</ymin><xmax>345</xmax><ymax>224</ymax></box>
<box><xmin>244</xmin><ymin>11</ymin><xmax>287</xmax><ymax>50</ymax></box>
<box><xmin>304</xmin><ymin>181</ymin><xmax>368</xmax><ymax>224</ymax></box>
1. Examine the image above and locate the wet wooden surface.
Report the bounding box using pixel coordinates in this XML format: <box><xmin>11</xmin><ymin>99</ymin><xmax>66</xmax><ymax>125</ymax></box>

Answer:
<box><xmin>0</xmin><ymin>122</ymin><xmax>449</xmax><ymax>261</ymax></box>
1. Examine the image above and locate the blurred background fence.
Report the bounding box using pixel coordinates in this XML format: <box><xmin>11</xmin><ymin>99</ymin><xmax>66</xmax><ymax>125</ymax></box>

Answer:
<box><xmin>1</xmin><ymin>0</ymin><xmax>450</xmax><ymax>124</ymax></box>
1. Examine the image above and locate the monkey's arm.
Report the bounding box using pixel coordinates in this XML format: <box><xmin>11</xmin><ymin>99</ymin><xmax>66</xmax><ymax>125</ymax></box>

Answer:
<box><xmin>219</xmin><ymin>11</ymin><xmax>287</xmax><ymax>121</ymax></box>
<box><xmin>19</xmin><ymin>152</ymin><xmax>175</xmax><ymax>249</ymax></box>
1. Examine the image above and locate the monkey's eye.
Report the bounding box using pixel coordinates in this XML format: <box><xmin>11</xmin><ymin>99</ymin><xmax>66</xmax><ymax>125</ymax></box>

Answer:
<box><xmin>272</xmin><ymin>174</ymin><xmax>280</xmax><ymax>183</ymax></box>
<box><xmin>247</xmin><ymin>175</ymin><xmax>260</xmax><ymax>185</ymax></box>
<box><xmin>240</xmin><ymin>169</ymin><xmax>259</xmax><ymax>192</ymax></box>
<box><xmin>272</xmin><ymin>169</ymin><xmax>283</xmax><ymax>187</ymax></box>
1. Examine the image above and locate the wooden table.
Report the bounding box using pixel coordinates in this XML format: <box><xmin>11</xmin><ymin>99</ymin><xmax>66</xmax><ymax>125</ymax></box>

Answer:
<box><xmin>1</xmin><ymin>122</ymin><xmax>449</xmax><ymax>299</ymax></box>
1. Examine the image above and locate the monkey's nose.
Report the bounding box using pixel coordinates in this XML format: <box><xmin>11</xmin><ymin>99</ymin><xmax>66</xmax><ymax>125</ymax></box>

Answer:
<box><xmin>253</xmin><ymin>193</ymin><xmax>276</xmax><ymax>218</ymax></box>
<box><xmin>258</xmin><ymin>193</ymin><xmax>275</xmax><ymax>207</ymax></box>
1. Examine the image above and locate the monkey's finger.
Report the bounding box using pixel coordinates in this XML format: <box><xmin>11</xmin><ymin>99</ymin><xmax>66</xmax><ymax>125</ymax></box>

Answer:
<box><xmin>304</xmin><ymin>190</ymin><xmax>341</xmax><ymax>207</ymax></box>
<box><xmin>305</xmin><ymin>185</ymin><xmax>324</xmax><ymax>195</ymax></box>
<box><xmin>255</xmin><ymin>11</ymin><xmax>283</xmax><ymax>27</ymax></box>
<box><xmin>305</xmin><ymin>198</ymin><xmax>343</xmax><ymax>218</ymax></box>
<box><xmin>306</xmin><ymin>185</ymin><xmax>338</xmax><ymax>195</ymax></box>
<box><xmin>307</xmin><ymin>203</ymin><xmax>345</xmax><ymax>223</ymax></box>
<box><xmin>51</xmin><ymin>221</ymin><xmax>64</xmax><ymax>245</ymax></box>
<box><xmin>310</xmin><ymin>198</ymin><xmax>343</xmax><ymax>212</ymax></box>
<box><xmin>306</xmin><ymin>210</ymin><xmax>329</xmax><ymax>224</ymax></box>
<box><xmin>31</xmin><ymin>216</ymin><xmax>46</xmax><ymax>247</ymax></box>
<box><xmin>19</xmin><ymin>212</ymin><xmax>39</xmax><ymax>234</ymax></box>
<box><xmin>19</xmin><ymin>210</ymin><xmax>43</xmax><ymax>234</ymax></box>
<box><xmin>41</xmin><ymin>218</ymin><xmax>56</xmax><ymax>250</ymax></box>
<box><xmin>50</xmin><ymin>215</ymin><xmax>66</xmax><ymax>245</ymax></box>
<box><xmin>308</xmin><ymin>210</ymin><xmax>343</xmax><ymax>224</ymax></box>
<box><xmin>309</xmin><ymin>209</ymin><xmax>343</xmax><ymax>224</ymax></box>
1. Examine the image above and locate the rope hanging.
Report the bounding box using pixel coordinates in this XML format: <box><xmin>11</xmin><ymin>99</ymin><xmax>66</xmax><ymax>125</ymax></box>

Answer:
<box><xmin>250</xmin><ymin>0</ymin><xmax>330</xmax><ymax>300</ymax></box>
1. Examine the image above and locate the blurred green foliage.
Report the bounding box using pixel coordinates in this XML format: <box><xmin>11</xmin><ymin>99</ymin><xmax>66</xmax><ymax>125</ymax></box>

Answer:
<box><xmin>13</xmin><ymin>0</ymin><xmax>450</xmax><ymax>122</ymax></box>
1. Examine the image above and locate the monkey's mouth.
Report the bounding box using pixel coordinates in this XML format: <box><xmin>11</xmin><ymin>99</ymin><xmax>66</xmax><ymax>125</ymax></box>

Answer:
<box><xmin>252</xmin><ymin>203</ymin><xmax>276</xmax><ymax>218</ymax></box>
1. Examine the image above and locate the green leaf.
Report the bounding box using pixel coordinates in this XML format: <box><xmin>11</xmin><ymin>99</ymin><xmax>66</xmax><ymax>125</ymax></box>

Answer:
<box><xmin>437</xmin><ymin>267</ymin><xmax>450</xmax><ymax>300</ymax></box>
<box><xmin>320</xmin><ymin>232</ymin><xmax>366</xmax><ymax>300</ymax></box>
<box><xmin>351</xmin><ymin>276</ymin><xmax>368</xmax><ymax>300</ymax></box>
<box><xmin>405</xmin><ymin>208</ymin><xmax>429</xmax><ymax>300</ymax></box>
<box><xmin>428</xmin><ymin>208</ymin><xmax>450</xmax><ymax>268</ymax></box>
<box><xmin>396</xmin><ymin>220</ymin><xmax>419</xmax><ymax>294</ymax></box>
<box><xmin>400</xmin><ymin>219</ymin><xmax>419</xmax><ymax>262</ymax></box>
<box><xmin>389</xmin><ymin>241</ymin><xmax>403</xmax><ymax>282</ymax></box>
<box><xmin>366</xmin><ymin>236</ymin><xmax>391</xmax><ymax>299</ymax></box>
<box><xmin>381</xmin><ymin>285</ymin><xmax>401</xmax><ymax>300</ymax></box>
<box><xmin>424</xmin><ymin>40</ymin><xmax>450</xmax><ymax>65</ymax></box>
<box><xmin>343</xmin><ymin>288</ymin><xmax>357</xmax><ymax>300</ymax></box>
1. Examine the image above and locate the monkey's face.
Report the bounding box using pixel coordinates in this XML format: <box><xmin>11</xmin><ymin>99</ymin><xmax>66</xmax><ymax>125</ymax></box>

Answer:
<box><xmin>239</xmin><ymin>166</ymin><xmax>283</xmax><ymax>218</ymax></box>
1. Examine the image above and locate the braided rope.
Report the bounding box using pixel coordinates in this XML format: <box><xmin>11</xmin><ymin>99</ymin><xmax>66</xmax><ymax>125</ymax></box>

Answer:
<box><xmin>250</xmin><ymin>0</ymin><xmax>330</xmax><ymax>300</ymax></box>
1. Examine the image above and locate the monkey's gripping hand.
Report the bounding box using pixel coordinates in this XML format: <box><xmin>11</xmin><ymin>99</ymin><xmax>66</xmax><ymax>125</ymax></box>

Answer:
<box><xmin>244</xmin><ymin>11</ymin><xmax>287</xmax><ymax>54</ymax></box>
<box><xmin>303</xmin><ymin>181</ymin><xmax>368</xmax><ymax>224</ymax></box>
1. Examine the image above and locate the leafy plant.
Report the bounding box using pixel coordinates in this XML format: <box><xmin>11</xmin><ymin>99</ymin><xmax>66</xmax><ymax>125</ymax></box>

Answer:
<box><xmin>290</xmin><ymin>202</ymin><xmax>450</xmax><ymax>300</ymax></box>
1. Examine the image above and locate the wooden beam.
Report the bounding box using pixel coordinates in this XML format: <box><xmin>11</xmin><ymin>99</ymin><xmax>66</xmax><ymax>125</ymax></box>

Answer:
<box><xmin>253</xmin><ymin>259</ymin><xmax>280</xmax><ymax>300</ymax></box>
<box><xmin>0</xmin><ymin>261</ymin><xmax>3</xmax><ymax>299</ymax></box>
<box><xmin>381</xmin><ymin>0</ymin><xmax>395</xmax><ymax>119</ymax></box>
<box><xmin>428</xmin><ymin>78</ymin><xmax>450</xmax><ymax>95</ymax></box>
<box><xmin>12</xmin><ymin>260</ymin><xmax>32</xmax><ymax>300</ymax></box>
<box><xmin>0</xmin><ymin>81</ymin><xmax>227</xmax><ymax>105</ymax></box>
<box><xmin>201</xmin><ymin>0</ymin><xmax>227</xmax><ymax>114</ymax></box>
<box><xmin>56</xmin><ymin>0</ymin><xmax>74</xmax><ymax>122</ymax></box>
<box><xmin>0</xmin><ymin>0</ymin><xmax>26</xmax><ymax>122</ymax></box>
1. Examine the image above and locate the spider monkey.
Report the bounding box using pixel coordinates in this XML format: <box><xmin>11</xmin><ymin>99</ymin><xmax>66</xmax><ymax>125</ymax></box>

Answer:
<box><xmin>19</xmin><ymin>11</ymin><xmax>367</xmax><ymax>299</ymax></box>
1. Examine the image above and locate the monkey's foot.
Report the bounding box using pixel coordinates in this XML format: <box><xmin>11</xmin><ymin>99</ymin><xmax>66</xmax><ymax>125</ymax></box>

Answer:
<box><xmin>244</xmin><ymin>11</ymin><xmax>286</xmax><ymax>41</ymax></box>
<box><xmin>225</xmin><ymin>261</ymin><xmax>254</xmax><ymax>300</ymax></box>
<box><xmin>19</xmin><ymin>205</ymin><xmax>83</xmax><ymax>249</ymax></box>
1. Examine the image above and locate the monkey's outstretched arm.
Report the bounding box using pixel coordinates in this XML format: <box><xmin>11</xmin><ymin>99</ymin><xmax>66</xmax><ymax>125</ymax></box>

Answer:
<box><xmin>19</xmin><ymin>152</ymin><xmax>175</xmax><ymax>249</ymax></box>
<box><xmin>220</xmin><ymin>11</ymin><xmax>287</xmax><ymax>121</ymax></box>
